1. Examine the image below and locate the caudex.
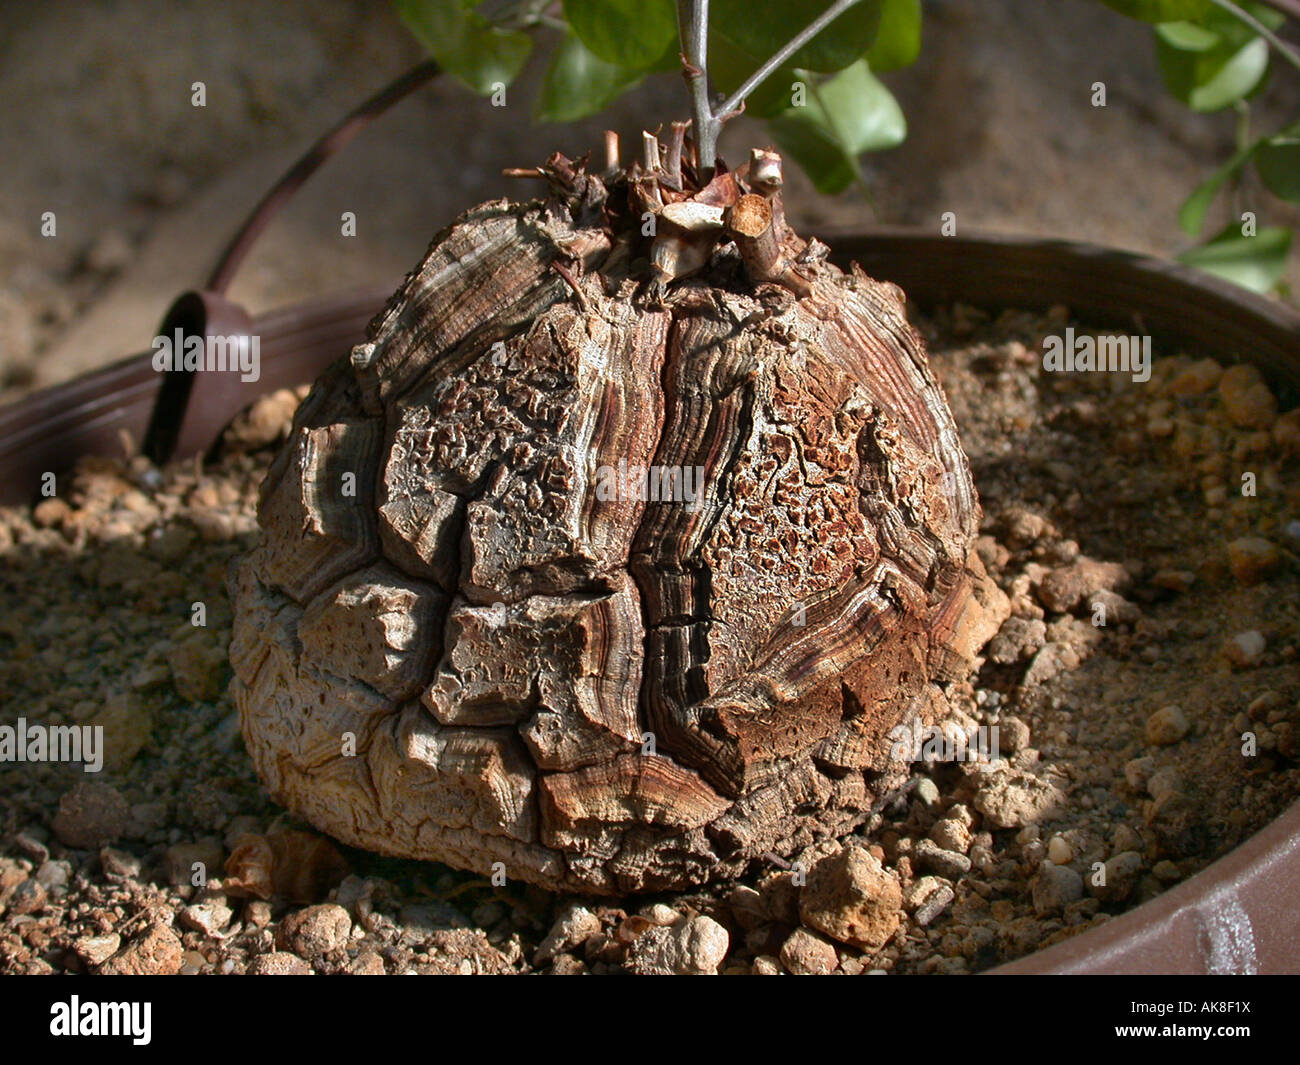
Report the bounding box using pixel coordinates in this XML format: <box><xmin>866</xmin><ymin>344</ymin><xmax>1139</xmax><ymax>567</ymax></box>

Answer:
<box><xmin>229</xmin><ymin>0</ymin><xmax>991</xmax><ymax>894</ymax></box>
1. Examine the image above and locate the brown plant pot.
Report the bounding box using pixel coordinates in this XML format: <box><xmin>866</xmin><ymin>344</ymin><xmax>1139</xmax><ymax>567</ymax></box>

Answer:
<box><xmin>2</xmin><ymin>229</ymin><xmax>1297</xmax><ymax>973</ymax></box>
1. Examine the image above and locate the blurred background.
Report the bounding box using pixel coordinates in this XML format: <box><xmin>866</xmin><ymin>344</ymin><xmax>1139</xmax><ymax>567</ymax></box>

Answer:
<box><xmin>1</xmin><ymin>0</ymin><xmax>1296</xmax><ymax>403</ymax></box>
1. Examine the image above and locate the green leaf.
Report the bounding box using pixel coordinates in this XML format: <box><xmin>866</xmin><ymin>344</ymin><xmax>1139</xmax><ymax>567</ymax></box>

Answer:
<box><xmin>865</xmin><ymin>0</ymin><xmax>922</xmax><ymax>72</ymax></box>
<box><xmin>1098</xmin><ymin>0</ymin><xmax>1211</xmax><ymax>22</ymax></box>
<box><xmin>766</xmin><ymin>61</ymin><xmax>906</xmax><ymax>194</ymax></box>
<box><xmin>536</xmin><ymin>31</ymin><xmax>643</xmax><ymax>122</ymax></box>
<box><xmin>1255</xmin><ymin>124</ymin><xmax>1300</xmax><ymax>202</ymax></box>
<box><xmin>562</xmin><ymin>0</ymin><xmax>678</xmax><ymax>70</ymax></box>
<box><xmin>1178</xmin><ymin>224</ymin><xmax>1293</xmax><ymax>292</ymax></box>
<box><xmin>1178</xmin><ymin>138</ymin><xmax>1260</xmax><ymax>235</ymax></box>
<box><xmin>814</xmin><ymin>60</ymin><xmax>907</xmax><ymax>153</ymax></box>
<box><xmin>1156</xmin><ymin>32</ymin><xmax>1269</xmax><ymax>111</ymax></box>
<box><xmin>713</xmin><ymin>0</ymin><xmax>885</xmax><ymax>74</ymax></box>
<box><xmin>1155</xmin><ymin>20</ymin><xmax>1221</xmax><ymax>51</ymax></box>
<box><xmin>396</xmin><ymin>0</ymin><xmax>532</xmax><ymax>95</ymax></box>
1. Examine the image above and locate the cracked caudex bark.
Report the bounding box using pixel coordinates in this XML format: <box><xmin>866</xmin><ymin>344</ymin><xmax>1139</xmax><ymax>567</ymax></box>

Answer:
<box><xmin>229</xmin><ymin>138</ymin><xmax>1004</xmax><ymax>894</ymax></box>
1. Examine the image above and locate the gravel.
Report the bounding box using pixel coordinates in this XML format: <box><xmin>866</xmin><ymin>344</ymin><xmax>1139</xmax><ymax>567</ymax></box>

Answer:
<box><xmin>1145</xmin><ymin>706</ymin><xmax>1191</xmax><ymax>747</ymax></box>
<box><xmin>275</xmin><ymin>904</ymin><xmax>351</xmax><ymax>959</ymax></box>
<box><xmin>1031</xmin><ymin>863</ymin><xmax>1084</xmax><ymax>915</ymax></box>
<box><xmin>799</xmin><ymin>844</ymin><xmax>904</xmax><ymax>952</ymax></box>
<box><xmin>779</xmin><ymin>928</ymin><xmax>839</xmax><ymax>975</ymax></box>
<box><xmin>625</xmin><ymin>914</ymin><xmax>730</xmax><ymax>976</ymax></box>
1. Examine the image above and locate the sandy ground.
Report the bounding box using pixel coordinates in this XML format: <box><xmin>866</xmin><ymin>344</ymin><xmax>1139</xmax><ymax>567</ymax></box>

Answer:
<box><xmin>0</xmin><ymin>0</ymin><xmax>1296</xmax><ymax>400</ymax></box>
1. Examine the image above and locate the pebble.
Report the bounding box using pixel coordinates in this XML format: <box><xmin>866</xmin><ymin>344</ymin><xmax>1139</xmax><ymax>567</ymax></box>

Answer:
<box><xmin>1227</xmin><ymin>537</ymin><xmax>1282</xmax><ymax>586</ymax></box>
<box><xmin>1150</xmin><ymin>568</ymin><xmax>1196</xmax><ymax>593</ymax></box>
<box><xmin>1145</xmin><ymin>705</ymin><xmax>1190</xmax><ymax>746</ymax></box>
<box><xmin>126</xmin><ymin>800</ymin><xmax>169</xmax><ymax>840</ymax></box>
<box><xmin>1001</xmin><ymin>506</ymin><xmax>1052</xmax><ymax>547</ymax></box>
<box><xmin>13</xmin><ymin>832</ymin><xmax>49</xmax><ymax>864</ymax></box>
<box><xmin>246</xmin><ymin>951</ymin><xmax>312</xmax><ymax>975</ymax></box>
<box><xmin>972</xmin><ymin>769</ymin><xmax>1065</xmax><ymax>829</ymax></box>
<box><xmin>165</xmin><ymin>839</ymin><xmax>225</xmax><ymax>887</ymax></box>
<box><xmin>1248</xmin><ymin>690</ymin><xmax>1286</xmax><ymax>720</ymax></box>
<box><xmin>913</xmin><ymin>838</ymin><xmax>972</xmax><ymax>880</ymax></box>
<box><xmin>986</xmin><ymin>617</ymin><xmax>1047</xmax><ymax>664</ymax></box>
<box><xmin>534</xmin><ymin>902</ymin><xmax>601</xmax><ymax>963</ymax></box>
<box><xmin>1112</xmin><ymin>825</ymin><xmax>1143</xmax><ymax>854</ymax></box>
<box><xmin>913</xmin><ymin>777</ymin><xmax>941</xmax><ymax>807</ymax></box>
<box><xmin>8</xmin><ymin>877</ymin><xmax>47</xmax><ymax>915</ymax></box>
<box><xmin>998</xmin><ymin>717</ymin><xmax>1032</xmax><ymax>754</ymax></box>
<box><xmin>347</xmin><ymin>951</ymin><xmax>386</xmax><ymax>975</ymax></box>
<box><xmin>1218</xmin><ymin>365</ymin><xmax>1277</xmax><ymax>429</ymax></box>
<box><xmin>73</xmin><ymin>933</ymin><xmax>121</xmax><ymax>966</ymax></box>
<box><xmin>1274</xmin><ymin>409</ymin><xmax>1300</xmax><ymax>453</ymax></box>
<box><xmin>1147</xmin><ymin>767</ymin><xmax>1181</xmax><ymax>801</ymax></box>
<box><xmin>99</xmin><ymin>922</ymin><xmax>183</xmax><ymax>975</ymax></box>
<box><xmin>1091</xmin><ymin>851</ymin><xmax>1145</xmax><ymax>903</ymax></box>
<box><xmin>34</xmin><ymin>859</ymin><xmax>71</xmax><ymax>892</ymax></box>
<box><xmin>751</xmin><ymin>955</ymin><xmax>783</xmax><ymax>975</ymax></box>
<box><xmin>1087</xmin><ymin>588</ymin><xmax>1141</xmax><ymax>625</ymax></box>
<box><xmin>51</xmin><ymin>782</ymin><xmax>130</xmax><ymax>848</ymax></box>
<box><xmin>903</xmin><ymin>876</ymin><xmax>955</xmax><ymax>926</ymax></box>
<box><xmin>180</xmin><ymin>899</ymin><xmax>234</xmax><ymax>937</ymax></box>
<box><xmin>799</xmin><ymin>844</ymin><xmax>903</xmax><ymax>951</ymax></box>
<box><xmin>1031</xmin><ymin>862</ymin><xmax>1083</xmax><ymax>915</ymax></box>
<box><xmin>167</xmin><ymin>632</ymin><xmax>228</xmax><ymax>703</ymax></box>
<box><xmin>1167</xmin><ymin>357</ymin><xmax>1222</xmax><ymax>396</ymax></box>
<box><xmin>779</xmin><ymin>927</ymin><xmax>839</xmax><ymax>975</ymax></box>
<box><xmin>1225</xmin><ymin>630</ymin><xmax>1266</xmax><ymax>668</ymax></box>
<box><xmin>276</xmin><ymin>904</ymin><xmax>352</xmax><ymax>959</ymax></box>
<box><xmin>625</xmin><ymin>914</ymin><xmax>729</xmax><ymax>975</ymax></box>
<box><xmin>1046</xmin><ymin>836</ymin><xmax>1074</xmax><ymax>865</ymax></box>
<box><xmin>1123</xmin><ymin>756</ymin><xmax>1155</xmax><ymax>792</ymax></box>
<box><xmin>87</xmin><ymin>692</ymin><xmax>153</xmax><ymax>770</ymax></box>
<box><xmin>928</xmin><ymin>818</ymin><xmax>973</xmax><ymax>855</ymax></box>
<box><xmin>641</xmin><ymin>903</ymin><xmax>679</xmax><ymax>927</ymax></box>
<box><xmin>1037</xmin><ymin>556</ymin><xmax>1129</xmax><ymax>613</ymax></box>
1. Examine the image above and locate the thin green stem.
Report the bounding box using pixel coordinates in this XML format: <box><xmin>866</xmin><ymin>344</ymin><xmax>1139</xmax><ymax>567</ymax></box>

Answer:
<box><xmin>1206</xmin><ymin>0</ymin><xmax>1300</xmax><ymax>76</ymax></box>
<box><xmin>716</xmin><ymin>0</ymin><xmax>863</xmax><ymax>117</ymax></box>
<box><xmin>675</xmin><ymin>0</ymin><xmax>868</xmax><ymax>177</ymax></box>
<box><xmin>677</xmin><ymin>0</ymin><xmax>716</xmax><ymax>175</ymax></box>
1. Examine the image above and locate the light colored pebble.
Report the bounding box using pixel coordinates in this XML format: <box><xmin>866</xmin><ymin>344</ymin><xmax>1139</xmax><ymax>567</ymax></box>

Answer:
<box><xmin>1145</xmin><ymin>705</ymin><xmax>1190</xmax><ymax>746</ymax></box>
<box><xmin>1227</xmin><ymin>537</ymin><xmax>1281</xmax><ymax>586</ymax></box>
<box><xmin>1047</xmin><ymin>836</ymin><xmax>1074</xmax><ymax>865</ymax></box>
<box><xmin>1225</xmin><ymin>630</ymin><xmax>1266</xmax><ymax>668</ymax></box>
